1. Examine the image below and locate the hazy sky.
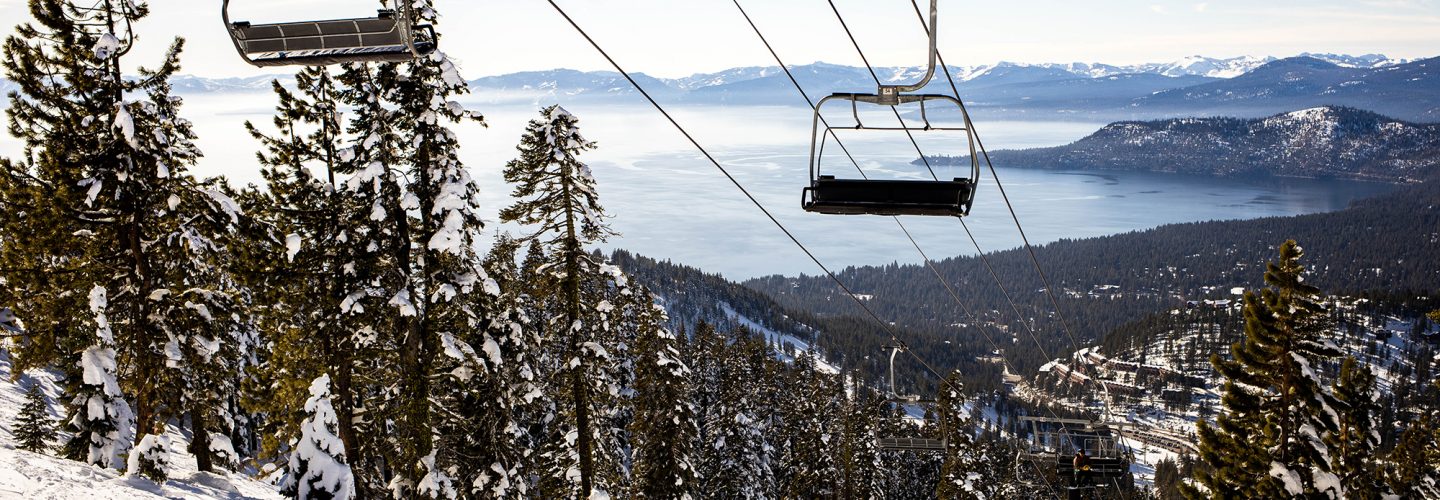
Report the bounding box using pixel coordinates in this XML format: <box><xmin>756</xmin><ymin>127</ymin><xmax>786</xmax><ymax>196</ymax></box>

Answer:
<box><xmin>1</xmin><ymin>0</ymin><xmax>1437</xmax><ymax>78</ymax></box>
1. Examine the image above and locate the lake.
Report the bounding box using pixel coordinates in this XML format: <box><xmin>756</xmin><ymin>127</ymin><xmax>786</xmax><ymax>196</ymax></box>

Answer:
<box><xmin>0</xmin><ymin>95</ymin><xmax>1400</xmax><ymax>280</ymax></box>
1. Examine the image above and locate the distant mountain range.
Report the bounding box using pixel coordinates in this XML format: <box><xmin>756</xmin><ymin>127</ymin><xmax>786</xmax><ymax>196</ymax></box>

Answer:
<box><xmin>921</xmin><ymin>106</ymin><xmax>1440</xmax><ymax>183</ymax></box>
<box><xmin>2</xmin><ymin>53</ymin><xmax>1435</xmax><ymax>121</ymax></box>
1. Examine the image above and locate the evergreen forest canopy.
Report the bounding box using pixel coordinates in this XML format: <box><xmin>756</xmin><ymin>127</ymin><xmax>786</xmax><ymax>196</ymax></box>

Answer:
<box><xmin>0</xmin><ymin>1</ymin><xmax>1437</xmax><ymax>499</ymax></box>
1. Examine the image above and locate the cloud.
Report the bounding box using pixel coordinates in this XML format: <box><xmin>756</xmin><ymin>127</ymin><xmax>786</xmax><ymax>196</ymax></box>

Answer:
<box><xmin>1194</xmin><ymin>2</ymin><xmax>1210</xmax><ymax>12</ymax></box>
<box><xmin>1150</xmin><ymin>4</ymin><xmax>1168</xmax><ymax>14</ymax></box>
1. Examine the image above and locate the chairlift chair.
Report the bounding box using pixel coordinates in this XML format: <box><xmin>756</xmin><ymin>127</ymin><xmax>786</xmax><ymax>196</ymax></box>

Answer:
<box><xmin>803</xmin><ymin>93</ymin><xmax>981</xmax><ymax>217</ymax></box>
<box><xmin>222</xmin><ymin>0</ymin><xmax>436</xmax><ymax>67</ymax></box>
<box><xmin>876</xmin><ymin>345</ymin><xmax>948</xmax><ymax>452</ymax></box>
<box><xmin>801</xmin><ymin>0</ymin><xmax>982</xmax><ymax>218</ymax></box>
<box><xmin>1018</xmin><ymin>416</ymin><xmax>1132</xmax><ymax>488</ymax></box>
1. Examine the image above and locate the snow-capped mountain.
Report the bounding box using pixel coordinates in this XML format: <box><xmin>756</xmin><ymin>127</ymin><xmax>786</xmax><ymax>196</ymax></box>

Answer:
<box><xmin>926</xmin><ymin>106</ymin><xmax>1440</xmax><ymax>183</ymax></box>
<box><xmin>112</xmin><ymin>53</ymin><xmax>1439</xmax><ymax>121</ymax></box>
<box><xmin>167</xmin><ymin>74</ymin><xmax>291</xmax><ymax>94</ymax></box>
<box><xmin>1134</xmin><ymin>56</ymin><xmax>1440</xmax><ymax>121</ymax></box>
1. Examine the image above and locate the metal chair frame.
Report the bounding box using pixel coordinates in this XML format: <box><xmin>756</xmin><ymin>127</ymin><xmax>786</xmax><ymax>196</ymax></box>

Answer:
<box><xmin>221</xmin><ymin>0</ymin><xmax>436</xmax><ymax>67</ymax></box>
<box><xmin>876</xmin><ymin>345</ymin><xmax>950</xmax><ymax>452</ymax></box>
<box><xmin>802</xmin><ymin>92</ymin><xmax>982</xmax><ymax>217</ymax></box>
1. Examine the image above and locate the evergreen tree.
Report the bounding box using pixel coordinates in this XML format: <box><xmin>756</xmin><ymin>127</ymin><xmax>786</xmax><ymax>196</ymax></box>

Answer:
<box><xmin>836</xmin><ymin>378</ymin><xmax>883</xmax><ymax>499</ymax></box>
<box><xmin>1153</xmin><ymin>457</ymin><xmax>1183</xmax><ymax>500</ymax></box>
<box><xmin>1185</xmin><ymin>240</ymin><xmax>1343</xmax><ymax>498</ymax></box>
<box><xmin>284</xmin><ymin>375</ymin><xmax>355</xmax><ymax>500</ymax></box>
<box><xmin>0</xmin><ymin>0</ymin><xmax>111</xmax><ymax>374</ymax></box>
<box><xmin>1</xmin><ymin>0</ymin><xmax>252</xmax><ymax>476</ymax></box>
<box><xmin>242</xmin><ymin>64</ymin><xmax>376</xmax><ymax>488</ymax></box>
<box><xmin>431</xmin><ymin>234</ymin><xmax>539</xmax><ymax>498</ymax></box>
<box><xmin>501</xmin><ymin>105</ymin><xmax>623</xmax><ymax>498</ymax></box>
<box><xmin>1383</xmin><ymin>414</ymin><xmax>1438</xmax><ymax>497</ymax></box>
<box><xmin>1326</xmin><ymin>357</ymin><xmax>1385</xmax><ymax>498</ymax></box>
<box><xmin>61</xmin><ymin>286</ymin><xmax>133</xmax><ymax>470</ymax></box>
<box><xmin>629</xmin><ymin>299</ymin><xmax>697</xmax><ymax>498</ymax></box>
<box><xmin>14</xmin><ymin>382</ymin><xmax>57</xmax><ymax>452</ymax></box>
<box><xmin>127</xmin><ymin>431</ymin><xmax>171</xmax><ymax>482</ymax></box>
<box><xmin>689</xmin><ymin>323</ymin><xmax>775</xmax><ymax>498</ymax></box>
<box><xmin>774</xmin><ymin>356</ymin><xmax>841</xmax><ymax>498</ymax></box>
<box><xmin>935</xmin><ymin>371</ymin><xmax>1014</xmax><ymax>499</ymax></box>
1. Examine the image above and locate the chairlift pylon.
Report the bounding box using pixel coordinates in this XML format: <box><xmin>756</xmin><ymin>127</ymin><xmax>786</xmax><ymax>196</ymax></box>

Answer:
<box><xmin>221</xmin><ymin>0</ymin><xmax>436</xmax><ymax>67</ymax></box>
<box><xmin>801</xmin><ymin>0</ymin><xmax>982</xmax><ymax>218</ymax></box>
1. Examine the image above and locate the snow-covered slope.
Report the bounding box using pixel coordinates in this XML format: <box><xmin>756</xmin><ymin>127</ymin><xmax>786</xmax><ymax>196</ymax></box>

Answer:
<box><xmin>0</xmin><ymin>350</ymin><xmax>282</xmax><ymax>499</ymax></box>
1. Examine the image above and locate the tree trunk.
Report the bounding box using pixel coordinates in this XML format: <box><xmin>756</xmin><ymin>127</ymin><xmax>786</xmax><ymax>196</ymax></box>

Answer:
<box><xmin>563</xmin><ymin>164</ymin><xmax>595</xmax><ymax>497</ymax></box>
<box><xmin>191</xmin><ymin>409</ymin><xmax>213</xmax><ymax>472</ymax></box>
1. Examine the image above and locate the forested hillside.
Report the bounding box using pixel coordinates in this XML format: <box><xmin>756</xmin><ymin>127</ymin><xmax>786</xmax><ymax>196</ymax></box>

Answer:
<box><xmin>745</xmin><ymin>177</ymin><xmax>1440</xmax><ymax>377</ymax></box>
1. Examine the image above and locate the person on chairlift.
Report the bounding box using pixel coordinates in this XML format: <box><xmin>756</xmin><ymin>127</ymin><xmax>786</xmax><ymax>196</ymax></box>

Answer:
<box><xmin>1073</xmin><ymin>448</ymin><xmax>1091</xmax><ymax>486</ymax></box>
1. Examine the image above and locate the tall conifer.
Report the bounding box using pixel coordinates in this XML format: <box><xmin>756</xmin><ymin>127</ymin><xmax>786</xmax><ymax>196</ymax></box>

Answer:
<box><xmin>501</xmin><ymin>105</ymin><xmax>620</xmax><ymax>497</ymax></box>
<box><xmin>1327</xmin><ymin>357</ymin><xmax>1384</xmax><ymax>498</ymax></box>
<box><xmin>629</xmin><ymin>299</ymin><xmax>697</xmax><ymax>498</ymax></box>
<box><xmin>1186</xmin><ymin>240</ymin><xmax>1343</xmax><ymax>497</ymax></box>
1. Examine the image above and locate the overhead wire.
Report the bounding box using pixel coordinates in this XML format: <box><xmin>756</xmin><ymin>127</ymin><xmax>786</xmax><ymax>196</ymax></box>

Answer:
<box><xmin>736</xmin><ymin>2</ymin><xmax>1077</xmax><ymax>494</ymax></box>
<box><xmin>903</xmin><ymin>0</ymin><xmax>1123</xmax><ymax>462</ymax></box>
<box><xmin>822</xmin><ymin>0</ymin><xmax>941</xmax><ymax>183</ymax></box>
<box><xmin>540</xmin><ymin>0</ymin><xmax>959</xmax><ymax>399</ymax></box>
<box><xmin>546</xmin><ymin>1</ymin><xmax>1100</xmax><ymax>492</ymax></box>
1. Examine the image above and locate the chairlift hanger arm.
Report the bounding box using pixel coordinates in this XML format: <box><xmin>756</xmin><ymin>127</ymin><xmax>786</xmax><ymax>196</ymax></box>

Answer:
<box><xmin>881</xmin><ymin>0</ymin><xmax>939</xmax><ymax>96</ymax></box>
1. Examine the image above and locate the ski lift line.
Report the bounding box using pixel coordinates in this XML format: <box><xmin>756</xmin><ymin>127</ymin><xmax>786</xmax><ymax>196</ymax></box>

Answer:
<box><xmin>730</xmin><ymin>3</ymin><xmax>1065</xmax><ymax>490</ymax></box>
<box><xmin>730</xmin><ymin>0</ymin><xmax>871</xmax><ymax>180</ymax></box>
<box><xmin>736</xmin><ymin>0</ymin><xmax>1072</xmax><ymax>439</ymax></box>
<box><xmin>895</xmin><ymin>0</ymin><xmax>1118</xmax><ymax>422</ymax></box>
<box><xmin>823</xmin><ymin>0</ymin><xmax>941</xmax><ymax>182</ymax></box>
<box><xmin>733</xmin><ymin>0</ymin><xmax>1030</xmax><ymax>404</ymax></box>
<box><xmin>541</xmin><ymin>0</ymin><xmax>963</xmax><ymax>399</ymax></box>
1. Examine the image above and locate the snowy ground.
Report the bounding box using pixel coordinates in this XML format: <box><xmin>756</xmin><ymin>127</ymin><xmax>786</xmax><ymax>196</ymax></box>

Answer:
<box><xmin>720</xmin><ymin>302</ymin><xmax>840</xmax><ymax>375</ymax></box>
<box><xmin>0</xmin><ymin>349</ymin><xmax>282</xmax><ymax>499</ymax></box>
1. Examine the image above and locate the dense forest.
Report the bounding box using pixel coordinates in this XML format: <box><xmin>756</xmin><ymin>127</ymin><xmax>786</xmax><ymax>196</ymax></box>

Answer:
<box><xmin>0</xmin><ymin>2</ymin><xmax>1045</xmax><ymax>498</ymax></box>
<box><xmin>746</xmin><ymin>174</ymin><xmax>1440</xmax><ymax>379</ymax></box>
<box><xmin>2</xmin><ymin>1</ymin><xmax>1439</xmax><ymax>499</ymax></box>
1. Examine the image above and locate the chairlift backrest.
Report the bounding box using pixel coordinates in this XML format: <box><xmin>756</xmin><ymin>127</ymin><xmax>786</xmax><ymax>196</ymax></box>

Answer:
<box><xmin>802</xmin><ymin>93</ymin><xmax>981</xmax><ymax>217</ymax></box>
<box><xmin>221</xmin><ymin>0</ymin><xmax>436</xmax><ymax>67</ymax></box>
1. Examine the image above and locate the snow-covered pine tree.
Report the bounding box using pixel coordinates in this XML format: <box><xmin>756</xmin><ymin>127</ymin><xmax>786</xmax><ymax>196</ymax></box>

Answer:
<box><xmin>305</xmin><ymin>4</ymin><xmax>491</xmax><ymax>493</ymax></box>
<box><xmin>688</xmin><ymin>322</ymin><xmax>775</xmax><ymax>498</ymax></box>
<box><xmin>836</xmin><ymin>377</ymin><xmax>883</xmax><ymax>499</ymax></box>
<box><xmin>501</xmin><ymin>105</ymin><xmax>628</xmax><ymax>498</ymax></box>
<box><xmin>628</xmin><ymin>298</ymin><xmax>698</xmax><ymax>498</ymax></box>
<box><xmin>428</xmin><ymin>234</ymin><xmax>539</xmax><ymax>498</ymax></box>
<box><xmin>1185</xmin><ymin>240</ymin><xmax>1343</xmax><ymax>498</ymax></box>
<box><xmin>1326</xmin><ymin>356</ymin><xmax>1386</xmax><ymax>498</ymax></box>
<box><xmin>14</xmin><ymin>382</ymin><xmax>57</xmax><ymax>452</ymax></box>
<box><xmin>242</xmin><ymin>64</ymin><xmax>380</xmax><ymax>487</ymax></box>
<box><xmin>61</xmin><ymin>286</ymin><xmax>133</xmax><ymax>470</ymax></box>
<box><xmin>1383</xmin><ymin>414</ymin><xmax>1438</xmax><ymax>497</ymax></box>
<box><xmin>285</xmin><ymin>374</ymin><xmax>356</xmax><ymax>500</ymax></box>
<box><xmin>935</xmin><ymin>371</ymin><xmax>985</xmax><ymax>499</ymax></box>
<box><xmin>774</xmin><ymin>355</ymin><xmax>841</xmax><ymax>498</ymax></box>
<box><xmin>0</xmin><ymin>0</ymin><xmax>126</xmax><ymax>375</ymax></box>
<box><xmin>2</xmin><ymin>0</ymin><xmax>254</xmax><ymax>476</ymax></box>
<box><xmin>127</xmin><ymin>431</ymin><xmax>171</xmax><ymax>482</ymax></box>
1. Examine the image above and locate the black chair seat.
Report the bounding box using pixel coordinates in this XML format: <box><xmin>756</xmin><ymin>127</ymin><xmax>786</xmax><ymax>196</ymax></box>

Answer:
<box><xmin>804</xmin><ymin>176</ymin><xmax>974</xmax><ymax>217</ymax></box>
<box><xmin>877</xmin><ymin>437</ymin><xmax>947</xmax><ymax>451</ymax></box>
<box><xmin>229</xmin><ymin>12</ymin><xmax>434</xmax><ymax>67</ymax></box>
<box><xmin>1056</xmin><ymin>458</ymin><xmax>1128</xmax><ymax>479</ymax></box>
